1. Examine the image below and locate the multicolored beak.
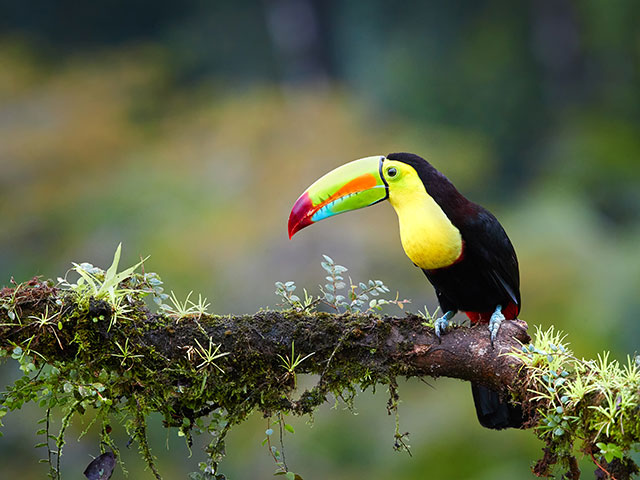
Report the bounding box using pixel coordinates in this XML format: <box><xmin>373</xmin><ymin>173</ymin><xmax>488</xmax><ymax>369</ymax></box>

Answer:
<box><xmin>288</xmin><ymin>155</ymin><xmax>389</xmax><ymax>238</ymax></box>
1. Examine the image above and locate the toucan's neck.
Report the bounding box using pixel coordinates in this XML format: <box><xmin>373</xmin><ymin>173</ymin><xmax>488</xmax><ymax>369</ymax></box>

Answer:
<box><xmin>388</xmin><ymin>170</ymin><xmax>463</xmax><ymax>270</ymax></box>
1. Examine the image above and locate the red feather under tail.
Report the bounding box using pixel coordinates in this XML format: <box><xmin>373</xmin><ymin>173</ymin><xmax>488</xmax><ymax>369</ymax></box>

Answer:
<box><xmin>465</xmin><ymin>302</ymin><xmax>519</xmax><ymax>324</ymax></box>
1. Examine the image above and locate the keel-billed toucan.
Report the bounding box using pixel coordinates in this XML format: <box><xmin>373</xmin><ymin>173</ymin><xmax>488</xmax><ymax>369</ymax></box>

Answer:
<box><xmin>288</xmin><ymin>152</ymin><xmax>523</xmax><ymax>429</ymax></box>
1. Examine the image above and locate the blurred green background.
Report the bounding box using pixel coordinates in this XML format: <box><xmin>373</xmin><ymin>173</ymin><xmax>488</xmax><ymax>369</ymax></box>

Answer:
<box><xmin>1</xmin><ymin>1</ymin><xmax>639</xmax><ymax>478</ymax></box>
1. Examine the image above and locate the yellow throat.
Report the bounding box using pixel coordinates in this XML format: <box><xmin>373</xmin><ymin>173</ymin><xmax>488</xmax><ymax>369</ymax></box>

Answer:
<box><xmin>387</xmin><ymin>165</ymin><xmax>463</xmax><ymax>270</ymax></box>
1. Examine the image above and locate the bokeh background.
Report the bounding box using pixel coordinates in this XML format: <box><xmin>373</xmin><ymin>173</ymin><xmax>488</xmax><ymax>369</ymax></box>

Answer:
<box><xmin>1</xmin><ymin>1</ymin><xmax>639</xmax><ymax>478</ymax></box>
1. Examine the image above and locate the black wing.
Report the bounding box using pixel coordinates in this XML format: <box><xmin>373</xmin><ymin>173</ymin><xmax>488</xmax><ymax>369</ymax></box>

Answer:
<box><xmin>458</xmin><ymin>207</ymin><xmax>520</xmax><ymax>309</ymax></box>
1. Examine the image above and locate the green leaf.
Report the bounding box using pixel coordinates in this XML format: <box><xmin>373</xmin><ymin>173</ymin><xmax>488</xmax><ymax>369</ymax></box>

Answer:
<box><xmin>78</xmin><ymin>385</ymin><xmax>91</xmax><ymax>397</ymax></box>
<box><xmin>284</xmin><ymin>423</ymin><xmax>295</xmax><ymax>434</ymax></box>
<box><xmin>73</xmin><ymin>264</ymin><xmax>98</xmax><ymax>293</ymax></box>
<box><xmin>104</xmin><ymin>242</ymin><xmax>123</xmax><ymax>283</ymax></box>
<box><xmin>285</xmin><ymin>472</ymin><xmax>296</xmax><ymax>480</ymax></box>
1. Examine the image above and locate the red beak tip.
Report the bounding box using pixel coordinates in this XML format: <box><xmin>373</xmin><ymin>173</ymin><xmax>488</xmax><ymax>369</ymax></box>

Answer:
<box><xmin>288</xmin><ymin>218</ymin><xmax>310</xmax><ymax>239</ymax></box>
<box><xmin>288</xmin><ymin>222</ymin><xmax>301</xmax><ymax>239</ymax></box>
<box><xmin>288</xmin><ymin>192</ymin><xmax>314</xmax><ymax>239</ymax></box>
<box><xmin>287</xmin><ymin>218</ymin><xmax>296</xmax><ymax>239</ymax></box>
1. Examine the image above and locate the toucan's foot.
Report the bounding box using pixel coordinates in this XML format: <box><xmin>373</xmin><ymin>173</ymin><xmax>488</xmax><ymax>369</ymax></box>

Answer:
<box><xmin>434</xmin><ymin>310</ymin><xmax>455</xmax><ymax>342</ymax></box>
<box><xmin>488</xmin><ymin>305</ymin><xmax>504</xmax><ymax>348</ymax></box>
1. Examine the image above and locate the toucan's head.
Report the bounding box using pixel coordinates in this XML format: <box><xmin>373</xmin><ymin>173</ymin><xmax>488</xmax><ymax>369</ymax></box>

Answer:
<box><xmin>288</xmin><ymin>152</ymin><xmax>450</xmax><ymax>238</ymax></box>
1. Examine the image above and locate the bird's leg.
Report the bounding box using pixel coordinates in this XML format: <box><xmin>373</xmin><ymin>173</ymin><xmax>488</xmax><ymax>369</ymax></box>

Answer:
<box><xmin>488</xmin><ymin>305</ymin><xmax>505</xmax><ymax>348</ymax></box>
<box><xmin>434</xmin><ymin>310</ymin><xmax>455</xmax><ymax>341</ymax></box>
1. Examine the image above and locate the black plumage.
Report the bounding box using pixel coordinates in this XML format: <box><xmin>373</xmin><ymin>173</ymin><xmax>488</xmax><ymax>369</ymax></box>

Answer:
<box><xmin>387</xmin><ymin>152</ymin><xmax>523</xmax><ymax>429</ymax></box>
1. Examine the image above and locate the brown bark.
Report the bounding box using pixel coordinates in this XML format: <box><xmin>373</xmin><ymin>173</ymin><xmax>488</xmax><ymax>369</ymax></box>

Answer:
<box><xmin>0</xmin><ymin>278</ymin><xmax>531</xmax><ymax>403</ymax></box>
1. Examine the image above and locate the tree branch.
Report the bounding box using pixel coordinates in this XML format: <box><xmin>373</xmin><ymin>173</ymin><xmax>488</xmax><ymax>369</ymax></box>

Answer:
<box><xmin>147</xmin><ymin>311</ymin><xmax>531</xmax><ymax>399</ymax></box>
<box><xmin>0</xmin><ymin>279</ymin><xmax>530</xmax><ymax>413</ymax></box>
<box><xmin>2</xmin><ymin>278</ymin><xmax>639</xmax><ymax>480</ymax></box>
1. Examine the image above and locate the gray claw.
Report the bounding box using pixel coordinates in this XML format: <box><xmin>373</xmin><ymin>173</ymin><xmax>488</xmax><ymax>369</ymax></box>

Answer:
<box><xmin>488</xmin><ymin>305</ymin><xmax>505</xmax><ymax>347</ymax></box>
<box><xmin>434</xmin><ymin>316</ymin><xmax>449</xmax><ymax>340</ymax></box>
<box><xmin>434</xmin><ymin>310</ymin><xmax>455</xmax><ymax>342</ymax></box>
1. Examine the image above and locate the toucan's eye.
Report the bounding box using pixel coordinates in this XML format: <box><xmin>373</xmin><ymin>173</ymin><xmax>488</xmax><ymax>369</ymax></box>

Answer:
<box><xmin>387</xmin><ymin>167</ymin><xmax>397</xmax><ymax>178</ymax></box>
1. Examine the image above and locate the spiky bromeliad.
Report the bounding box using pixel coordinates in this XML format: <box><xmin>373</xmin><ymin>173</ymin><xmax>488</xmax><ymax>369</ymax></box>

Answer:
<box><xmin>288</xmin><ymin>152</ymin><xmax>523</xmax><ymax>429</ymax></box>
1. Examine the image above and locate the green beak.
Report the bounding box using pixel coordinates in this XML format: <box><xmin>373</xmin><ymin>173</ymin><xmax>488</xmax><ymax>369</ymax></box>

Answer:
<box><xmin>288</xmin><ymin>155</ymin><xmax>389</xmax><ymax>238</ymax></box>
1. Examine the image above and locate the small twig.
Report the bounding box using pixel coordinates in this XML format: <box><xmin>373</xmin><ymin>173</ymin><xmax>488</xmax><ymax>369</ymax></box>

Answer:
<box><xmin>56</xmin><ymin>400</ymin><xmax>81</xmax><ymax>479</ymax></box>
<box><xmin>134</xmin><ymin>395</ymin><xmax>162</xmax><ymax>480</ymax></box>
<box><xmin>591</xmin><ymin>452</ymin><xmax>617</xmax><ymax>480</ymax></box>
<box><xmin>278</xmin><ymin>412</ymin><xmax>288</xmax><ymax>472</ymax></box>
<box><xmin>46</xmin><ymin>407</ymin><xmax>56</xmax><ymax>479</ymax></box>
<box><xmin>265</xmin><ymin>417</ymin><xmax>279</xmax><ymax>464</ymax></box>
<box><xmin>387</xmin><ymin>378</ymin><xmax>412</xmax><ymax>457</ymax></box>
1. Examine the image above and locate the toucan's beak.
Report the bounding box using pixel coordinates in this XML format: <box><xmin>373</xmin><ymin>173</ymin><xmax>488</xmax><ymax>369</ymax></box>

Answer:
<box><xmin>288</xmin><ymin>155</ymin><xmax>388</xmax><ymax>238</ymax></box>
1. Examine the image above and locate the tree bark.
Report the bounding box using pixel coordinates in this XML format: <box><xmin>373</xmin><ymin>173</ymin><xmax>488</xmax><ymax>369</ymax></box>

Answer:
<box><xmin>0</xmin><ymin>279</ymin><xmax>531</xmax><ymax>410</ymax></box>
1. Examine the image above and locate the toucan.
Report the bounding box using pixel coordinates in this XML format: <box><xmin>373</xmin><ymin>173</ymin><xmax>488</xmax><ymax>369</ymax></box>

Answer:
<box><xmin>288</xmin><ymin>152</ymin><xmax>523</xmax><ymax>429</ymax></box>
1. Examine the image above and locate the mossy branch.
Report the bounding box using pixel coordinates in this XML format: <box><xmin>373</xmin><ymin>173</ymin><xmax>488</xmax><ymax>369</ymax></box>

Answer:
<box><xmin>0</xmin><ymin>279</ymin><xmax>529</xmax><ymax>406</ymax></box>
<box><xmin>1</xmin><ymin>278</ymin><xmax>639</xmax><ymax>479</ymax></box>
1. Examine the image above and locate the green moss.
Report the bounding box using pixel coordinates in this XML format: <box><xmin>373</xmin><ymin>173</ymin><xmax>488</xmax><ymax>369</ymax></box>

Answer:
<box><xmin>3</xmin><ymin>256</ymin><xmax>639</xmax><ymax>479</ymax></box>
<box><xmin>509</xmin><ymin>326</ymin><xmax>640</xmax><ymax>478</ymax></box>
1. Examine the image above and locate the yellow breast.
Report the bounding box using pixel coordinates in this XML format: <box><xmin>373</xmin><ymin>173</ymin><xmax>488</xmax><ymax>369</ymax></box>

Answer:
<box><xmin>388</xmin><ymin>170</ymin><xmax>463</xmax><ymax>270</ymax></box>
